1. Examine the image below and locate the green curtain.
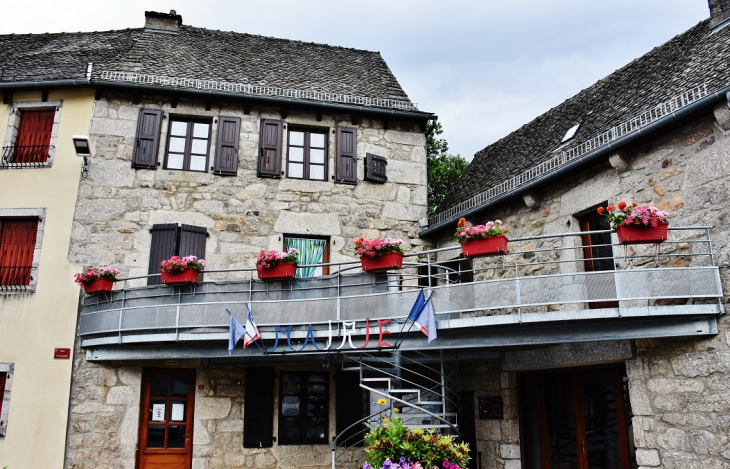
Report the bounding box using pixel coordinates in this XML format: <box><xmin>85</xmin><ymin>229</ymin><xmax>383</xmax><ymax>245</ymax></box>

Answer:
<box><xmin>284</xmin><ymin>237</ymin><xmax>326</xmax><ymax>278</ymax></box>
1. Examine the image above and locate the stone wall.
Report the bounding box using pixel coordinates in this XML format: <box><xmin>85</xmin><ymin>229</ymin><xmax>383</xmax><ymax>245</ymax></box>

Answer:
<box><xmin>65</xmin><ymin>357</ymin><xmax>336</xmax><ymax>469</ymax></box>
<box><xmin>435</xmin><ymin>107</ymin><xmax>730</xmax><ymax>467</ymax></box>
<box><xmin>69</xmin><ymin>92</ymin><xmax>428</xmax><ymax>284</ymax></box>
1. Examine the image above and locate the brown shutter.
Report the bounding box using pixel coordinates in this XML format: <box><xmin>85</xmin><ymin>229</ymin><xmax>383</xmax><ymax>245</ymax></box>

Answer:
<box><xmin>243</xmin><ymin>368</ymin><xmax>274</xmax><ymax>448</ymax></box>
<box><xmin>179</xmin><ymin>224</ymin><xmax>208</xmax><ymax>281</ymax></box>
<box><xmin>0</xmin><ymin>219</ymin><xmax>38</xmax><ymax>286</ymax></box>
<box><xmin>213</xmin><ymin>116</ymin><xmax>241</xmax><ymax>175</ymax></box>
<box><xmin>258</xmin><ymin>119</ymin><xmax>283</xmax><ymax>177</ymax></box>
<box><xmin>336</xmin><ymin>126</ymin><xmax>357</xmax><ymax>184</ymax></box>
<box><xmin>365</xmin><ymin>153</ymin><xmax>388</xmax><ymax>183</ymax></box>
<box><xmin>132</xmin><ymin>108</ymin><xmax>163</xmax><ymax>169</ymax></box>
<box><xmin>147</xmin><ymin>224</ymin><xmax>178</xmax><ymax>286</ymax></box>
<box><xmin>336</xmin><ymin>372</ymin><xmax>363</xmax><ymax>444</ymax></box>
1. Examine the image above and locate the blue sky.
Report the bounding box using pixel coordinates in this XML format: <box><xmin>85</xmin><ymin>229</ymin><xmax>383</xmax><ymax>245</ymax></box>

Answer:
<box><xmin>2</xmin><ymin>1</ymin><xmax>710</xmax><ymax>160</ymax></box>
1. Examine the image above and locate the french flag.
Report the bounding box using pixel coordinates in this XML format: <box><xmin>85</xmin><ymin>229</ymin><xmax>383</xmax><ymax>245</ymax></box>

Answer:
<box><xmin>242</xmin><ymin>304</ymin><xmax>261</xmax><ymax>349</ymax></box>
<box><xmin>413</xmin><ymin>297</ymin><xmax>437</xmax><ymax>343</ymax></box>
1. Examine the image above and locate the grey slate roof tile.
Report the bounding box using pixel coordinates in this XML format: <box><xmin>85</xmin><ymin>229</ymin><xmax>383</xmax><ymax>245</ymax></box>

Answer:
<box><xmin>0</xmin><ymin>25</ymin><xmax>412</xmax><ymax>104</ymax></box>
<box><xmin>437</xmin><ymin>18</ymin><xmax>730</xmax><ymax>216</ymax></box>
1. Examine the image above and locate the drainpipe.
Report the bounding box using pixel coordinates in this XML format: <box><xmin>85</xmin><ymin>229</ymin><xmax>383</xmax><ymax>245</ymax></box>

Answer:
<box><xmin>420</xmin><ymin>84</ymin><xmax>730</xmax><ymax>237</ymax></box>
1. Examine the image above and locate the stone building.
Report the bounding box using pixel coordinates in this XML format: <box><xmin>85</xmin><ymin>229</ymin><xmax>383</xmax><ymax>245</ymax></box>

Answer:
<box><xmin>0</xmin><ymin>10</ymin><xmax>436</xmax><ymax>469</ymax></box>
<box><xmin>420</xmin><ymin>1</ymin><xmax>730</xmax><ymax>468</ymax></box>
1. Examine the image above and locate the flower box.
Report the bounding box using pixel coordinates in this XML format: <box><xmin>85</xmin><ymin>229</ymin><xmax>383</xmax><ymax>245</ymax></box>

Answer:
<box><xmin>460</xmin><ymin>235</ymin><xmax>509</xmax><ymax>258</ymax></box>
<box><xmin>616</xmin><ymin>223</ymin><xmax>668</xmax><ymax>245</ymax></box>
<box><xmin>360</xmin><ymin>252</ymin><xmax>404</xmax><ymax>272</ymax></box>
<box><xmin>82</xmin><ymin>278</ymin><xmax>114</xmax><ymax>294</ymax></box>
<box><xmin>161</xmin><ymin>269</ymin><xmax>200</xmax><ymax>284</ymax></box>
<box><xmin>257</xmin><ymin>262</ymin><xmax>297</xmax><ymax>280</ymax></box>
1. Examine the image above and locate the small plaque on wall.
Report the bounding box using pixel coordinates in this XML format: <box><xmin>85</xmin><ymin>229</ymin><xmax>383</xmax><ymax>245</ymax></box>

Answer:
<box><xmin>478</xmin><ymin>396</ymin><xmax>503</xmax><ymax>420</ymax></box>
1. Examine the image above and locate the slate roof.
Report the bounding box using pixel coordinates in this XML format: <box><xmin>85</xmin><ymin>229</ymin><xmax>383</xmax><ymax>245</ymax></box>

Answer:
<box><xmin>436</xmin><ymin>17</ymin><xmax>730</xmax><ymax>219</ymax></box>
<box><xmin>0</xmin><ymin>23</ymin><xmax>413</xmax><ymax>107</ymax></box>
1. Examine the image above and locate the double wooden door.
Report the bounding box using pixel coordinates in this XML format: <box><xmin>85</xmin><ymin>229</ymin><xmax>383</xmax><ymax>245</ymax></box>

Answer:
<box><xmin>138</xmin><ymin>369</ymin><xmax>196</xmax><ymax>469</ymax></box>
<box><xmin>520</xmin><ymin>367</ymin><xmax>632</xmax><ymax>469</ymax></box>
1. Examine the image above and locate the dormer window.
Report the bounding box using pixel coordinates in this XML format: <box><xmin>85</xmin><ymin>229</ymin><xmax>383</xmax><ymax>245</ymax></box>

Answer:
<box><xmin>561</xmin><ymin>122</ymin><xmax>582</xmax><ymax>143</ymax></box>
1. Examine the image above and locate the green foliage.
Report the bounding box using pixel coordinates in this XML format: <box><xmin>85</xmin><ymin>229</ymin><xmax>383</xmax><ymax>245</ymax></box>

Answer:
<box><xmin>364</xmin><ymin>416</ymin><xmax>471</xmax><ymax>469</ymax></box>
<box><xmin>426</xmin><ymin>122</ymin><xmax>468</xmax><ymax>215</ymax></box>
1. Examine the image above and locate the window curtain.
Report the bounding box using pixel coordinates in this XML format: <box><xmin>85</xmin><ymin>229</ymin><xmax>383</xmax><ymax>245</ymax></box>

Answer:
<box><xmin>284</xmin><ymin>237</ymin><xmax>326</xmax><ymax>278</ymax></box>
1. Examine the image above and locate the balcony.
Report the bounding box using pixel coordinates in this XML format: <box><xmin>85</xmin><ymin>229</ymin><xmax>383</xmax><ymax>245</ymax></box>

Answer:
<box><xmin>79</xmin><ymin>227</ymin><xmax>724</xmax><ymax>361</ymax></box>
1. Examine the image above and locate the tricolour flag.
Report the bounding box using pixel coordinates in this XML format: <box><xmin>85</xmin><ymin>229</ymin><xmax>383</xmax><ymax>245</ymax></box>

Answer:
<box><xmin>243</xmin><ymin>303</ymin><xmax>261</xmax><ymax>349</ymax></box>
<box><xmin>407</xmin><ymin>289</ymin><xmax>426</xmax><ymax>322</ymax></box>
<box><xmin>413</xmin><ymin>297</ymin><xmax>437</xmax><ymax>343</ymax></box>
<box><xmin>228</xmin><ymin>311</ymin><xmax>245</xmax><ymax>356</ymax></box>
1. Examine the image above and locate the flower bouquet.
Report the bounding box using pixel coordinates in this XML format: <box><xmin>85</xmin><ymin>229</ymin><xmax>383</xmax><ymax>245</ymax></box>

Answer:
<box><xmin>364</xmin><ymin>399</ymin><xmax>471</xmax><ymax>469</ymax></box>
<box><xmin>355</xmin><ymin>237</ymin><xmax>405</xmax><ymax>272</ymax></box>
<box><xmin>598</xmin><ymin>202</ymin><xmax>669</xmax><ymax>244</ymax></box>
<box><xmin>75</xmin><ymin>266</ymin><xmax>121</xmax><ymax>294</ymax></box>
<box><xmin>455</xmin><ymin>217</ymin><xmax>508</xmax><ymax>258</ymax></box>
<box><xmin>255</xmin><ymin>248</ymin><xmax>299</xmax><ymax>280</ymax></box>
<box><xmin>160</xmin><ymin>255</ymin><xmax>205</xmax><ymax>284</ymax></box>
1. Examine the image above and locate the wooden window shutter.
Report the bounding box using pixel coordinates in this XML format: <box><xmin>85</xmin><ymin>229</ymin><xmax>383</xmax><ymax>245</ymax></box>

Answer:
<box><xmin>132</xmin><ymin>108</ymin><xmax>163</xmax><ymax>169</ymax></box>
<box><xmin>213</xmin><ymin>116</ymin><xmax>241</xmax><ymax>175</ymax></box>
<box><xmin>243</xmin><ymin>368</ymin><xmax>274</xmax><ymax>448</ymax></box>
<box><xmin>365</xmin><ymin>153</ymin><xmax>387</xmax><ymax>183</ymax></box>
<box><xmin>15</xmin><ymin>110</ymin><xmax>54</xmax><ymax>163</ymax></box>
<box><xmin>336</xmin><ymin>372</ymin><xmax>363</xmax><ymax>443</ymax></box>
<box><xmin>258</xmin><ymin>119</ymin><xmax>283</xmax><ymax>177</ymax></box>
<box><xmin>0</xmin><ymin>219</ymin><xmax>38</xmax><ymax>286</ymax></box>
<box><xmin>336</xmin><ymin>126</ymin><xmax>357</xmax><ymax>184</ymax></box>
<box><xmin>179</xmin><ymin>224</ymin><xmax>208</xmax><ymax>281</ymax></box>
<box><xmin>147</xmin><ymin>224</ymin><xmax>178</xmax><ymax>286</ymax></box>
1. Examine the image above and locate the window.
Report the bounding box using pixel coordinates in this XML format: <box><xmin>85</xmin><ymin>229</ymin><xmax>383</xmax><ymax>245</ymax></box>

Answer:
<box><xmin>0</xmin><ymin>363</ymin><xmax>13</xmax><ymax>437</ymax></box>
<box><xmin>243</xmin><ymin>368</ymin><xmax>274</xmax><ymax>448</ymax></box>
<box><xmin>578</xmin><ymin>209</ymin><xmax>618</xmax><ymax>309</ymax></box>
<box><xmin>284</xmin><ymin>236</ymin><xmax>329</xmax><ymax>277</ymax></box>
<box><xmin>0</xmin><ymin>218</ymin><xmax>39</xmax><ymax>287</ymax></box>
<box><xmin>1</xmin><ymin>101</ymin><xmax>61</xmax><ymax>169</ymax></box>
<box><xmin>561</xmin><ymin>122</ymin><xmax>582</xmax><ymax>144</ymax></box>
<box><xmin>164</xmin><ymin>118</ymin><xmax>211</xmax><ymax>172</ymax></box>
<box><xmin>365</xmin><ymin>153</ymin><xmax>387</xmax><ymax>183</ymax></box>
<box><xmin>279</xmin><ymin>372</ymin><xmax>329</xmax><ymax>445</ymax></box>
<box><xmin>147</xmin><ymin>224</ymin><xmax>208</xmax><ymax>285</ymax></box>
<box><xmin>419</xmin><ymin>257</ymin><xmax>473</xmax><ymax>287</ymax></box>
<box><xmin>286</xmin><ymin>129</ymin><xmax>328</xmax><ymax>181</ymax></box>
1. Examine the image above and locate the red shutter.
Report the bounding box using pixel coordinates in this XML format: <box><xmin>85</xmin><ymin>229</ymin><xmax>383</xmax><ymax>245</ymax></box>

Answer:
<box><xmin>0</xmin><ymin>219</ymin><xmax>38</xmax><ymax>286</ymax></box>
<box><xmin>15</xmin><ymin>110</ymin><xmax>54</xmax><ymax>163</ymax></box>
<box><xmin>258</xmin><ymin>119</ymin><xmax>283</xmax><ymax>177</ymax></box>
<box><xmin>213</xmin><ymin>116</ymin><xmax>241</xmax><ymax>175</ymax></box>
<box><xmin>132</xmin><ymin>109</ymin><xmax>163</xmax><ymax>169</ymax></box>
<box><xmin>336</xmin><ymin>126</ymin><xmax>357</xmax><ymax>184</ymax></box>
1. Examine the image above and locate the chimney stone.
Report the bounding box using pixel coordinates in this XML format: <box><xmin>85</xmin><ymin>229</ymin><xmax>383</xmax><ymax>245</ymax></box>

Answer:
<box><xmin>144</xmin><ymin>10</ymin><xmax>183</xmax><ymax>33</ymax></box>
<box><xmin>709</xmin><ymin>0</ymin><xmax>730</xmax><ymax>28</ymax></box>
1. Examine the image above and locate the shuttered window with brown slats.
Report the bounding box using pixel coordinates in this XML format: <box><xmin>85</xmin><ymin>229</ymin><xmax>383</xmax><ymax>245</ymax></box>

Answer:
<box><xmin>365</xmin><ymin>153</ymin><xmax>387</xmax><ymax>183</ymax></box>
<box><xmin>335</xmin><ymin>126</ymin><xmax>357</xmax><ymax>184</ymax></box>
<box><xmin>243</xmin><ymin>368</ymin><xmax>274</xmax><ymax>448</ymax></box>
<box><xmin>258</xmin><ymin>119</ymin><xmax>283</xmax><ymax>177</ymax></box>
<box><xmin>0</xmin><ymin>219</ymin><xmax>38</xmax><ymax>286</ymax></box>
<box><xmin>14</xmin><ymin>110</ymin><xmax>54</xmax><ymax>163</ymax></box>
<box><xmin>147</xmin><ymin>224</ymin><xmax>208</xmax><ymax>286</ymax></box>
<box><xmin>132</xmin><ymin>109</ymin><xmax>164</xmax><ymax>169</ymax></box>
<box><xmin>213</xmin><ymin>116</ymin><xmax>241</xmax><ymax>175</ymax></box>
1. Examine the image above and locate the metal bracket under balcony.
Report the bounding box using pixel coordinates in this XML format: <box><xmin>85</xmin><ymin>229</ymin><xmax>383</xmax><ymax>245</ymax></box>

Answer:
<box><xmin>78</xmin><ymin>226</ymin><xmax>725</xmax><ymax>360</ymax></box>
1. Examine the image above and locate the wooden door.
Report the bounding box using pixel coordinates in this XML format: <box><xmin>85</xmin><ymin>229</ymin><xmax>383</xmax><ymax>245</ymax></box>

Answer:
<box><xmin>138</xmin><ymin>369</ymin><xmax>196</xmax><ymax>469</ymax></box>
<box><xmin>579</xmin><ymin>212</ymin><xmax>618</xmax><ymax>309</ymax></box>
<box><xmin>520</xmin><ymin>367</ymin><xmax>632</xmax><ymax>469</ymax></box>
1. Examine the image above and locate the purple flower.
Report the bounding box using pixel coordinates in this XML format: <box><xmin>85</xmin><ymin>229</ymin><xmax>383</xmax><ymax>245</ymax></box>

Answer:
<box><xmin>400</xmin><ymin>457</ymin><xmax>406</xmax><ymax>464</ymax></box>
<box><xmin>385</xmin><ymin>459</ymin><xmax>392</xmax><ymax>467</ymax></box>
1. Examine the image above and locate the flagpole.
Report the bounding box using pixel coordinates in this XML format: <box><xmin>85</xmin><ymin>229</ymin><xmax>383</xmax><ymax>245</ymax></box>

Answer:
<box><xmin>394</xmin><ymin>289</ymin><xmax>430</xmax><ymax>348</ymax></box>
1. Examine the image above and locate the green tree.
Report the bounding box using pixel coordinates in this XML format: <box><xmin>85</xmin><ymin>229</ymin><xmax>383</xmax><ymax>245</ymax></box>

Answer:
<box><xmin>427</xmin><ymin>121</ymin><xmax>468</xmax><ymax>215</ymax></box>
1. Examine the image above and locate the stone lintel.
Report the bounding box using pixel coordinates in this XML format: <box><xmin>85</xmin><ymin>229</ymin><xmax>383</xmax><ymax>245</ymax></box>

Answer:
<box><xmin>608</xmin><ymin>151</ymin><xmax>630</xmax><ymax>173</ymax></box>
<box><xmin>502</xmin><ymin>340</ymin><xmax>633</xmax><ymax>371</ymax></box>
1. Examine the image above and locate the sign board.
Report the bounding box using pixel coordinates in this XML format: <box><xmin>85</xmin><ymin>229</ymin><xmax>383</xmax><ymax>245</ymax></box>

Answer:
<box><xmin>54</xmin><ymin>348</ymin><xmax>71</xmax><ymax>359</ymax></box>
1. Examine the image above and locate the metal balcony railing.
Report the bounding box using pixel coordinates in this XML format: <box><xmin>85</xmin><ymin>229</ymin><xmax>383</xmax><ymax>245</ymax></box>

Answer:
<box><xmin>1</xmin><ymin>145</ymin><xmax>52</xmax><ymax>168</ymax></box>
<box><xmin>78</xmin><ymin>226</ymin><xmax>724</xmax><ymax>349</ymax></box>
